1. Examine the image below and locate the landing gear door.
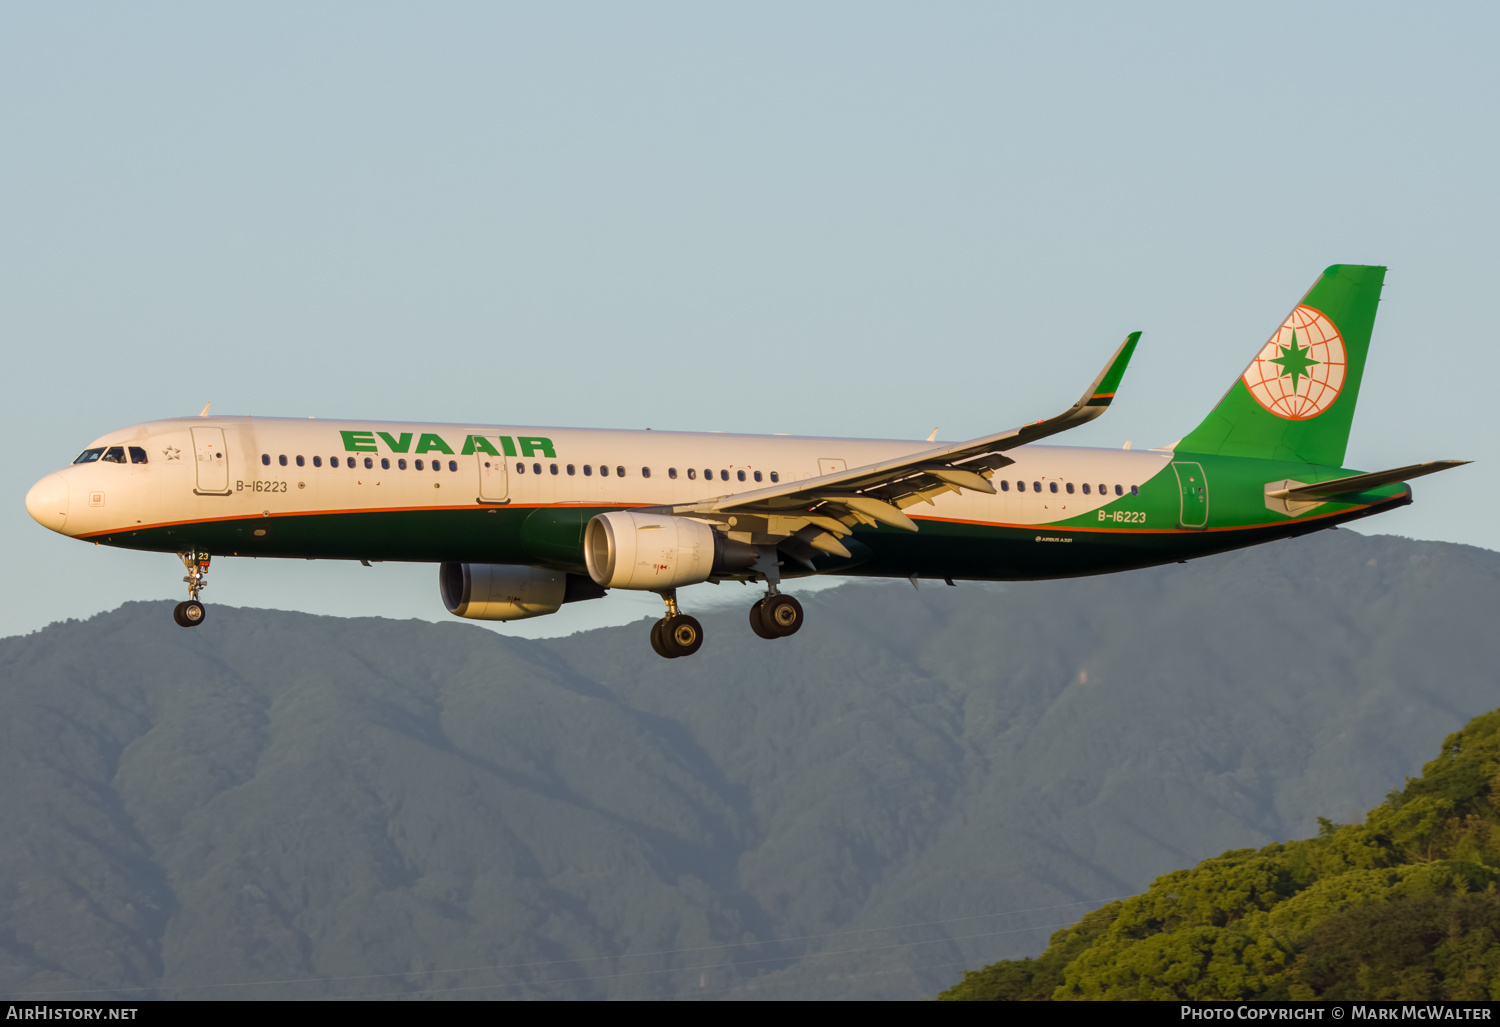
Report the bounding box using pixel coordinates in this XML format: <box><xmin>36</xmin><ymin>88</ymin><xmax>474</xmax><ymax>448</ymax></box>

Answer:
<box><xmin>478</xmin><ymin>453</ymin><xmax>509</xmax><ymax>504</ymax></box>
<box><xmin>191</xmin><ymin>427</ymin><xmax>231</xmax><ymax>495</ymax></box>
<box><xmin>1172</xmin><ymin>461</ymin><xmax>1208</xmax><ymax>529</ymax></box>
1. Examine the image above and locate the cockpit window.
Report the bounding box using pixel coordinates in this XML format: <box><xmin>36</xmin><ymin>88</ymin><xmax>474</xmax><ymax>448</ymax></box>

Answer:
<box><xmin>101</xmin><ymin>446</ymin><xmax>127</xmax><ymax>463</ymax></box>
<box><xmin>73</xmin><ymin>448</ymin><xmax>105</xmax><ymax>464</ymax></box>
<box><xmin>129</xmin><ymin>447</ymin><xmax>148</xmax><ymax>464</ymax></box>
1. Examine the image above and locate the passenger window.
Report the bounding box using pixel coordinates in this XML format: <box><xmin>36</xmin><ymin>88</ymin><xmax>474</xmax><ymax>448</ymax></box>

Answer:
<box><xmin>584</xmin><ymin>465</ymin><xmax>593</xmax><ymax>476</ymax></box>
<box><xmin>129</xmin><ymin>447</ymin><xmax>148</xmax><ymax>464</ymax></box>
<box><xmin>1065</xmin><ymin>482</ymin><xmax>1074</xmax><ymax>494</ymax></box>
<box><xmin>703</xmin><ymin>469</ymin><xmax>711</xmax><ymax>480</ymax></box>
<box><xmin>1033</xmin><ymin>482</ymin><xmax>1041</xmax><ymax>492</ymax></box>
<box><xmin>737</xmin><ymin>470</ymin><xmax>746</xmax><ymax>482</ymax></box>
<box><xmin>1017</xmin><ymin>481</ymin><xmax>1025</xmax><ymax>492</ymax></box>
<box><xmin>398</xmin><ymin>459</ymin><xmax>407</xmax><ymax>470</ymax></box>
<box><xmin>1131</xmin><ymin>485</ymin><xmax>1139</xmax><ymax>496</ymax></box>
<box><xmin>1049</xmin><ymin>482</ymin><xmax>1058</xmax><ymax>493</ymax></box>
<box><xmin>1099</xmin><ymin>484</ymin><xmax>1106</xmax><ymax>494</ymax></box>
<box><xmin>279</xmin><ymin>455</ymin><xmax>288</xmax><ymax>466</ymax></box>
<box><xmin>641</xmin><ymin>467</ymin><xmax>651</xmax><ymax>478</ymax></box>
<box><xmin>550</xmin><ymin>464</ymin><xmax>558</xmax><ymax>475</ymax></box>
<box><xmin>567</xmin><ymin>464</ymin><xmax>576</xmax><ymax>476</ymax></box>
<box><xmin>687</xmin><ymin>468</ymin><xmax>696</xmax><ymax>480</ymax></box>
<box><xmin>296</xmin><ymin>455</ymin><xmax>305</xmax><ymax>467</ymax></box>
<box><xmin>617</xmin><ymin>466</ymin><xmax>625</xmax><ymax>477</ymax></box>
<box><xmin>73</xmin><ymin>448</ymin><xmax>105</xmax><ymax>463</ymax></box>
<box><xmin>381</xmin><ymin>458</ymin><xmax>390</xmax><ymax>470</ymax></box>
<box><xmin>533</xmin><ymin>463</ymin><xmax>541</xmax><ymax>474</ymax></box>
<box><xmin>364</xmin><ymin>457</ymin><xmax>374</xmax><ymax>469</ymax></box>
<box><xmin>1081</xmin><ymin>483</ymin><xmax>1090</xmax><ymax>495</ymax></box>
<box><xmin>719</xmin><ymin>470</ymin><xmax>728</xmax><ymax>481</ymax></box>
<box><xmin>753</xmin><ymin>471</ymin><xmax>762</xmax><ymax>482</ymax></box>
<box><xmin>516</xmin><ymin>462</ymin><xmax>524</xmax><ymax>473</ymax></box>
<box><xmin>331</xmin><ymin>456</ymin><xmax>340</xmax><ymax>468</ymax></box>
<box><xmin>668</xmin><ymin>468</ymin><xmax>677</xmax><ymax>479</ymax></box>
<box><xmin>1000</xmin><ymin>479</ymin><xmax>1010</xmax><ymax>492</ymax></box>
<box><xmin>449</xmin><ymin>461</ymin><xmax>457</xmax><ymax>472</ymax></box>
<box><xmin>262</xmin><ymin>453</ymin><xmax>271</xmax><ymax>466</ymax></box>
<box><xmin>102</xmin><ymin>446</ymin><xmax>126</xmax><ymax>463</ymax></box>
<box><xmin>770</xmin><ymin>472</ymin><xmax>779</xmax><ymax>483</ymax></box>
<box><xmin>313</xmin><ymin>456</ymin><xmax>322</xmax><ymax>468</ymax></box>
<box><xmin>1114</xmin><ymin>485</ymin><xmax>1123</xmax><ymax>496</ymax></box>
<box><xmin>600</xmin><ymin>465</ymin><xmax>609</xmax><ymax>477</ymax></box>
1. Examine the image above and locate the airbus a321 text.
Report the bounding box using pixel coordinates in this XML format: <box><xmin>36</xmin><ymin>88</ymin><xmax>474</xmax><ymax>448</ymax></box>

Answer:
<box><xmin>26</xmin><ymin>266</ymin><xmax>1467</xmax><ymax>658</ymax></box>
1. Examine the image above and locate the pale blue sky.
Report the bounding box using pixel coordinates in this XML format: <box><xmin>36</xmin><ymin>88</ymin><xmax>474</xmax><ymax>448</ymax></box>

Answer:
<box><xmin>4</xmin><ymin>3</ymin><xmax>1494</xmax><ymax>639</ymax></box>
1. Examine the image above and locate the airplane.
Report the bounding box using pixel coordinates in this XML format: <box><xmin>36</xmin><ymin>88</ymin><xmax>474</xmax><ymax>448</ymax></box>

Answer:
<box><xmin>25</xmin><ymin>265</ymin><xmax>1467</xmax><ymax>658</ymax></box>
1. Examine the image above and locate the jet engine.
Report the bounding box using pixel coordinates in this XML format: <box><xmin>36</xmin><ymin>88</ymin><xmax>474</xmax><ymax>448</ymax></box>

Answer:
<box><xmin>585</xmin><ymin>511</ymin><xmax>757</xmax><ymax>590</ymax></box>
<box><xmin>439</xmin><ymin>563</ymin><xmax>574</xmax><ymax>621</ymax></box>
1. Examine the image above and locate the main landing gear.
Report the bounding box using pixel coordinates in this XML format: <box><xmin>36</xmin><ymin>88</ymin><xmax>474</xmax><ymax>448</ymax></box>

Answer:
<box><xmin>650</xmin><ymin>589</ymin><xmax>703</xmax><ymax>659</ymax></box>
<box><xmin>173</xmin><ymin>550</ymin><xmax>210</xmax><ymax>628</ymax></box>
<box><xmin>646</xmin><ymin>550</ymin><xmax>810</xmax><ymax>659</ymax></box>
<box><xmin>749</xmin><ymin>592</ymin><xmax>803</xmax><ymax>639</ymax></box>
<box><xmin>748</xmin><ymin>545</ymin><xmax>802</xmax><ymax>641</ymax></box>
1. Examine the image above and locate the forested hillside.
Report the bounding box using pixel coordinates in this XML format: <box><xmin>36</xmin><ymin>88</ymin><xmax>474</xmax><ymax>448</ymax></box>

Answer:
<box><xmin>941</xmin><ymin>708</ymin><xmax>1500</xmax><ymax>1000</ymax></box>
<box><xmin>2</xmin><ymin>530</ymin><xmax>1498</xmax><ymax>999</ymax></box>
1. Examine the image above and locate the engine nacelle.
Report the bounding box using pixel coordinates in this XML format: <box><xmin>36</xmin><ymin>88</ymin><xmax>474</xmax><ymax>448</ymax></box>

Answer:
<box><xmin>585</xmin><ymin>511</ymin><xmax>756</xmax><ymax>590</ymax></box>
<box><xmin>440</xmin><ymin>562</ymin><xmax>566</xmax><ymax>621</ymax></box>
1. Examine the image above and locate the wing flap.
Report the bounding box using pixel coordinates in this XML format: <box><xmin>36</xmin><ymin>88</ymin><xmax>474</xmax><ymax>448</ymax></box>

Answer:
<box><xmin>667</xmin><ymin>331</ymin><xmax>1141</xmax><ymax>531</ymax></box>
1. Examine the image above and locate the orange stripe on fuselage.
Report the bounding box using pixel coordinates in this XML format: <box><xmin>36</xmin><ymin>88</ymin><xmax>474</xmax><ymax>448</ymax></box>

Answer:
<box><xmin>73</xmin><ymin>501</ymin><xmax>657</xmax><ymax>539</ymax></box>
<box><xmin>907</xmin><ymin>493</ymin><xmax>1400</xmax><ymax>535</ymax></box>
<box><xmin>76</xmin><ymin>490</ymin><xmax>1403</xmax><ymax>542</ymax></box>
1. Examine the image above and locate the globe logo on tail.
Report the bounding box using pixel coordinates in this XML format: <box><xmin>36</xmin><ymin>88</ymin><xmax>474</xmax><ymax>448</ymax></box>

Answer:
<box><xmin>1241</xmin><ymin>304</ymin><xmax>1346</xmax><ymax>420</ymax></box>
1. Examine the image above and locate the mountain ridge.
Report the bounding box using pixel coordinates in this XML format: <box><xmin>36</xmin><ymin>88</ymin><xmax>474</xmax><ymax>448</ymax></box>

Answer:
<box><xmin>2</xmin><ymin>530</ymin><xmax>1496</xmax><ymax>999</ymax></box>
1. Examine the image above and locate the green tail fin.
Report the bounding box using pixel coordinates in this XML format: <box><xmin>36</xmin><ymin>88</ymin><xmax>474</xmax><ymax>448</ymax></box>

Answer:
<box><xmin>1177</xmin><ymin>264</ymin><xmax>1386</xmax><ymax>467</ymax></box>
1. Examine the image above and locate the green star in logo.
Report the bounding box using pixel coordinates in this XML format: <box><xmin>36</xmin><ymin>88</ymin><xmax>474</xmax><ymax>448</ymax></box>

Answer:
<box><xmin>1269</xmin><ymin>329</ymin><xmax>1320</xmax><ymax>394</ymax></box>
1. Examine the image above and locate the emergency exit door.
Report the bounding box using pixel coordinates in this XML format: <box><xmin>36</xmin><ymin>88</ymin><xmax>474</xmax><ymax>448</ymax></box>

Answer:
<box><xmin>477</xmin><ymin>452</ymin><xmax>509</xmax><ymax>503</ymax></box>
<box><xmin>1172</xmin><ymin>461</ymin><xmax>1209</xmax><ymax>529</ymax></box>
<box><xmin>191</xmin><ymin>427</ymin><xmax>230</xmax><ymax>495</ymax></box>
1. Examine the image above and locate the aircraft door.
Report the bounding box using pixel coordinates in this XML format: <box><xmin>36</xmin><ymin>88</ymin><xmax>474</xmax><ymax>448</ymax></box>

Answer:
<box><xmin>478</xmin><ymin>453</ymin><xmax>509</xmax><ymax>503</ymax></box>
<box><xmin>818</xmin><ymin>458</ymin><xmax>846</xmax><ymax>476</ymax></box>
<box><xmin>190</xmin><ymin>427</ymin><xmax>231</xmax><ymax>495</ymax></box>
<box><xmin>1172</xmin><ymin>461</ymin><xmax>1208</xmax><ymax>529</ymax></box>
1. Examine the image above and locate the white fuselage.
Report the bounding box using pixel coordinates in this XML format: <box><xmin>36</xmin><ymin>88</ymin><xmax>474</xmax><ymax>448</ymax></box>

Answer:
<box><xmin>29</xmin><ymin>416</ymin><xmax>1171</xmax><ymax>544</ymax></box>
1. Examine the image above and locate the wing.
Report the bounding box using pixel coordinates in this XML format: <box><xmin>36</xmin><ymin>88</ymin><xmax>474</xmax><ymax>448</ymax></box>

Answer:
<box><xmin>661</xmin><ymin>332</ymin><xmax>1141</xmax><ymax>561</ymax></box>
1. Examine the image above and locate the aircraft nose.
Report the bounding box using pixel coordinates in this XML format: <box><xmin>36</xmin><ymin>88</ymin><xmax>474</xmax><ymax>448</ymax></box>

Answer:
<box><xmin>25</xmin><ymin>473</ymin><xmax>69</xmax><ymax>533</ymax></box>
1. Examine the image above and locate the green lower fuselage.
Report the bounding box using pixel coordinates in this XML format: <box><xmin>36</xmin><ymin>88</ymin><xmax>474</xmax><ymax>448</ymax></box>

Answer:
<box><xmin>65</xmin><ymin>426</ymin><xmax>1410</xmax><ymax>583</ymax></box>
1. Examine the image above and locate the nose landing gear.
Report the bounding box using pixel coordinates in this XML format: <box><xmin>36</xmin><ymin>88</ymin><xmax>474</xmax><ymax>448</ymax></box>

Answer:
<box><xmin>174</xmin><ymin>551</ymin><xmax>210</xmax><ymax>628</ymax></box>
<box><xmin>173</xmin><ymin>600</ymin><xmax>206</xmax><ymax>627</ymax></box>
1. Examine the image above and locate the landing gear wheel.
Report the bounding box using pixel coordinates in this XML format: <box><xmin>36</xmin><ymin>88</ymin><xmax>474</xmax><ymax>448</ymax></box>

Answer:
<box><xmin>650</xmin><ymin>619</ymin><xmax>674</xmax><ymax>659</ymax></box>
<box><xmin>174</xmin><ymin>600</ymin><xmax>206</xmax><ymax>628</ymax></box>
<box><xmin>749</xmin><ymin>598</ymin><xmax>778</xmax><ymax>639</ymax></box>
<box><xmin>659</xmin><ymin>614</ymin><xmax>703</xmax><ymax>657</ymax></box>
<box><xmin>763</xmin><ymin>594</ymin><xmax>803</xmax><ymax>637</ymax></box>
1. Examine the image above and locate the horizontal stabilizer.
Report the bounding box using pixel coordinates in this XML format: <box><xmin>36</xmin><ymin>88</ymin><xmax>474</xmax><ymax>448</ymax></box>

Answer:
<box><xmin>1266</xmin><ymin>460</ymin><xmax>1470</xmax><ymax>500</ymax></box>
